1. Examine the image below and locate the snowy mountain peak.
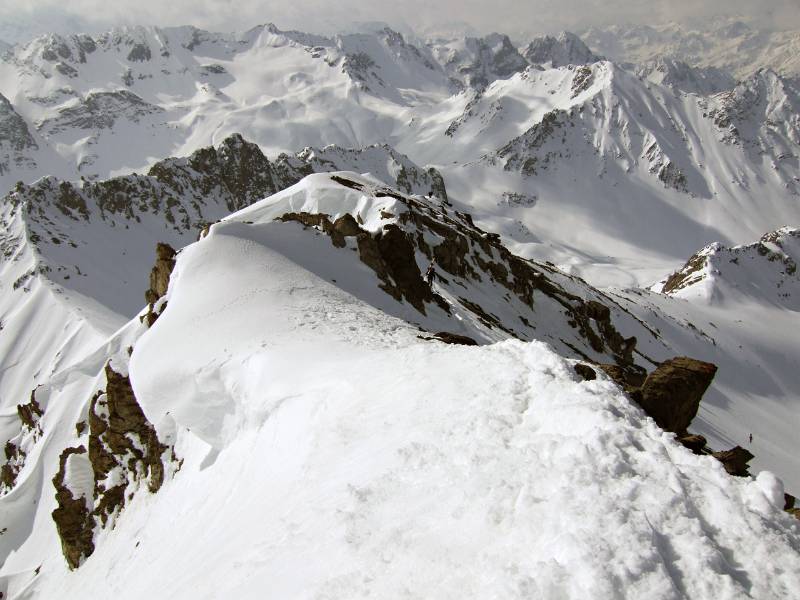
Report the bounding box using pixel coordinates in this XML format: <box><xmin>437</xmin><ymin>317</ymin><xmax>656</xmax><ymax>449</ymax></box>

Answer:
<box><xmin>656</xmin><ymin>227</ymin><xmax>800</xmax><ymax>308</ymax></box>
<box><xmin>521</xmin><ymin>31</ymin><xmax>601</xmax><ymax>68</ymax></box>
<box><xmin>429</xmin><ymin>32</ymin><xmax>528</xmax><ymax>90</ymax></box>
<box><xmin>634</xmin><ymin>56</ymin><xmax>736</xmax><ymax>95</ymax></box>
<box><xmin>2</xmin><ymin>163</ymin><xmax>798</xmax><ymax>596</ymax></box>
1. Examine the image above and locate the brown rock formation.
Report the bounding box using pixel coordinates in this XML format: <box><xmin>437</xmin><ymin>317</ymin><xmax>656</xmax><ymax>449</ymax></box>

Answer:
<box><xmin>51</xmin><ymin>446</ymin><xmax>95</xmax><ymax>570</ymax></box>
<box><xmin>16</xmin><ymin>390</ymin><xmax>43</xmax><ymax>430</ymax></box>
<box><xmin>144</xmin><ymin>242</ymin><xmax>176</xmax><ymax>304</ymax></box>
<box><xmin>678</xmin><ymin>433</ymin><xmax>708</xmax><ymax>455</ymax></box>
<box><xmin>143</xmin><ymin>242</ymin><xmax>176</xmax><ymax>326</ymax></box>
<box><xmin>712</xmin><ymin>446</ymin><xmax>754</xmax><ymax>477</ymax></box>
<box><xmin>574</xmin><ymin>363</ymin><xmax>597</xmax><ymax>381</ymax></box>
<box><xmin>52</xmin><ymin>362</ymin><xmax>173</xmax><ymax>568</ymax></box>
<box><xmin>635</xmin><ymin>357</ymin><xmax>717</xmax><ymax>434</ymax></box>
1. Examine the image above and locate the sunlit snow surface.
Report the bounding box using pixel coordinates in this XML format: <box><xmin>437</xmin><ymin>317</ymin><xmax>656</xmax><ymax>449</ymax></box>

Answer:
<box><xmin>9</xmin><ymin>200</ymin><xmax>795</xmax><ymax>599</ymax></box>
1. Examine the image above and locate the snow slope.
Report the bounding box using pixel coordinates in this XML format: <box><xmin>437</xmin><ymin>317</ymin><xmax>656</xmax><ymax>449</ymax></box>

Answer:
<box><xmin>592</xmin><ymin>228</ymin><xmax>800</xmax><ymax>490</ymax></box>
<box><xmin>2</xmin><ymin>175</ymin><xmax>799</xmax><ymax>598</ymax></box>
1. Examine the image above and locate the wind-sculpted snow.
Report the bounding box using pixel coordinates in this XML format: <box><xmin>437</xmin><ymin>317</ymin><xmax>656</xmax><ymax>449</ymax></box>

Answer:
<box><xmin>27</xmin><ymin>199</ymin><xmax>795</xmax><ymax>598</ymax></box>
<box><xmin>0</xmin><ymin>168</ymin><xmax>798</xmax><ymax>596</ymax></box>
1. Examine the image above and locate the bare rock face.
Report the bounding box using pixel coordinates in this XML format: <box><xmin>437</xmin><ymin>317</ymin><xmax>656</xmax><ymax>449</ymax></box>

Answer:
<box><xmin>429</xmin><ymin>332</ymin><xmax>479</xmax><ymax>346</ymax></box>
<box><xmin>90</xmin><ymin>364</ymin><xmax>168</xmax><ymax>506</ymax></box>
<box><xmin>635</xmin><ymin>357</ymin><xmax>717</xmax><ymax>434</ymax></box>
<box><xmin>574</xmin><ymin>363</ymin><xmax>597</xmax><ymax>381</ymax></box>
<box><xmin>146</xmin><ymin>242</ymin><xmax>176</xmax><ymax>303</ymax></box>
<box><xmin>596</xmin><ymin>364</ymin><xmax>647</xmax><ymax>391</ymax></box>
<box><xmin>277</xmin><ymin>174</ymin><xmax>645</xmax><ymax>368</ymax></box>
<box><xmin>16</xmin><ymin>390</ymin><xmax>44</xmax><ymax>430</ymax></box>
<box><xmin>712</xmin><ymin>446</ymin><xmax>755</xmax><ymax>477</ymax></box>
<box><xmin>51</xmin><ymin>446</ymin><xmax>95</xmax><ymax>569</ymax></box>
<box><xmin>0</xmin><ymin>441</ymin><xmax>24</xmax><ymax>490</ymax></box>
<box><xmin>143</xmin><ymin>242</ymin><xmax>176</xmax><ymax>326</ymax></box>
<box><xmin>0</xmin><ymin>390</ymin><xmax>44</xmax><ymax>494</ymax></box>
<box><xmin>51</xmin><ymin>363</ymin><xmax>173</xmax><ymax>568</ymax></box>
<box><xmin>678</xmin><ymin>433</ymin><xmax>708</xmax><ymax>455</ymax></box>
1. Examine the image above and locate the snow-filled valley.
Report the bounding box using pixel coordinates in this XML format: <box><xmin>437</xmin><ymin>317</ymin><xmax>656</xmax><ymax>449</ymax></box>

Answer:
<box><xmin>0</xmin><ymin>18</ymin><xmax>799</xmax><ymax>599</ymax></box>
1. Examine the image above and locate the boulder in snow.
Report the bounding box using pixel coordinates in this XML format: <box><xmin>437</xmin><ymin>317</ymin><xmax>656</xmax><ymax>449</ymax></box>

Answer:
<box><xmin>636</xmin><ymin>356</ymin><xmax>717</xmax><ymax>434</ymax></box>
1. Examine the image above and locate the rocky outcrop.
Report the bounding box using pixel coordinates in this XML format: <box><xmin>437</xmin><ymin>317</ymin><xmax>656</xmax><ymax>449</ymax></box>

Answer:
<box><xmin>146</xmin><ymin>242</ymin><xmax>176</xmax><ymax>302</ymax></box>
<box><xmin>596</xmin><ymin>364</ymin><xmax>647</xmax><ymax>391</ymax></box>
<box><xmin>574</xmin><ymin>363</ymin><xmax>597</xmax><ymax>381</ymax></box>
<box><xmin>143</xmin><ymin>243</ymin><xmax>176</xmax><ymax>326</ymax></box>
<box><xmin>0</xmin><ymin>441</ymin><xmax>25</xmax><ymax>491</ymax></box>
<box><xmin>52</xmin><ymin>446</ymin><xmax>94</xmax><ymax>569</ymax></box>
<box><xmin>711</xmin><ymin>446</ymin><xmax>754</xmax><ymax>477</ymax></box>
<box><xmin>0</xmin><ymin>390</ymin><xmax>44</xmax><ymax>494</ymax></box>
<box><xmin>275</xmin><ymin>174</ymin><xmax>647</xmax><ymax>367</ymax></box>
<box><xmin>598</xmin><ymin>356</ymin><xmax>765</xmax><ymax>479</ymax></box>
<box><xmin>51</xmin><ymin>362</ymin><xmax>174</xmax><ymax>568</ymax></box>
<box><xmin>427</xmin><ymin>332</ymin><xmax>479</xmax><ymax>346</ymax></box>
<box><xmin>280</xmin><ymin>205</ymin><xmax>438</xmax><ymax>313</ymax></box>
<box><xmin>17</xmin><ymin>390</ymin><xmax>44</xmax><ymax>431</ymax></box>
<box><xmin>678</xmin><ymin>433</ymin><xmax>708</xmax><ymax>455</ymax></box>
<box><xmin>634</xmin><ymin>357</ymin><xmax>717</xmax><ymax>434</ymax></box>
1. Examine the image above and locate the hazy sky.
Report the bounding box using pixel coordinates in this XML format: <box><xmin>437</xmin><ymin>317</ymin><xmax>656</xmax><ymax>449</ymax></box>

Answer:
<box><xmin>1</xmin><ymin>0</ymin><xmax>799</xmax><ymax>42</ymax></box>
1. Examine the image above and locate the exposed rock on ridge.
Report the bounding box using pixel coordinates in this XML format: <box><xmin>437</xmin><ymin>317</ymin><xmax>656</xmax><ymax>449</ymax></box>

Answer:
<box><xmin>51</xmin><ymin>362</ymin><xmax>174</xmax><ymax>569</ymax></box>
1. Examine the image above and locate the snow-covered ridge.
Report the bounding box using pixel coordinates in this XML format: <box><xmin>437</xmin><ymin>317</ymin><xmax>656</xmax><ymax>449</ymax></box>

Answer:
<box><xmin>656</xmin><ymin>226</ymin><xmax>800</xmax><ymax>308</ymax></box>
<box><xmin>634</xmin><ymin>57</ymin><xmax>736</xmax><ymax>95</ymax></box>
<box><xmin>521</xmin><ymin>31</ymin><xmax>602</xmax><ymax>68</ymax></box>
<box><xmin>215</xmin><ymin>171</ymin><xmax>653</xmax><ymax>368</ymax></box>
<box><xmin>2</xmin><ymin>169</ymin><xmax>799</xmax><ymax>596</ymax></box>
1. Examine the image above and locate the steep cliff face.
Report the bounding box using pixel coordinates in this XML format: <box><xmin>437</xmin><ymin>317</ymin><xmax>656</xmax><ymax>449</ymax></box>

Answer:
<box><xmin>0</xmin><ymin>93</ymin><xmax>37</xmax><ymax>176</ymax></box>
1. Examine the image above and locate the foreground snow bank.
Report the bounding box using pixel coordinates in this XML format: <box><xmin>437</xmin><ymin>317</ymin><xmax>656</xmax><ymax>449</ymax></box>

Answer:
<box><xmin>35</xmin><ymin>211</ymin><xmax>789</xmax><ymax>599</ymax></box>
